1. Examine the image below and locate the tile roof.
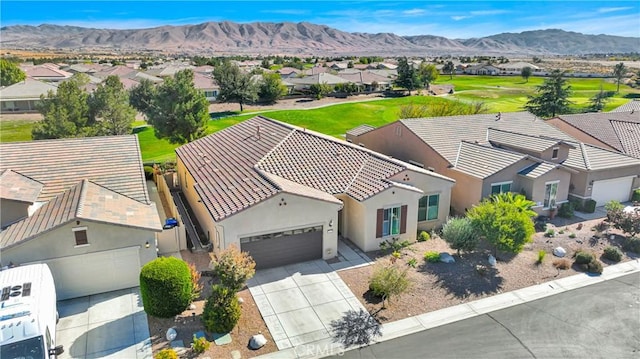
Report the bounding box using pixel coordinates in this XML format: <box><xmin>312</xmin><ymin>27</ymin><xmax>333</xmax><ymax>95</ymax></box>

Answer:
<box><xmin>336</xmin><ymin>71</ymin><xmax>392</xmax><ymax>85</ymax></box>
<box><xmin>401</xmin><ymin>112</ymin><xmax>575</xmax><ymax>164</ymax></box>
<box><xmin>287</xmin><ymin>73</ymin><xmax>350</xmax><ymax>86</ymax></box>
<box><xmin>177</xmin><ymin>116</ymin><xmax>449</xmax><ymax>221</ymax></box>
<box><xmin>0</xmin><ymin>170</ymin><xmax>44</xmax><ymax>203</ymax></box>
<box><xmin>552</xmin><ymin>112</ymin><xmax>640</xmax><ymax>152</ymax></box>
<box><xmin>0</xmin><ymin>180</ymin><xmax>161</xmax><ymax>249</ymax></box>
<box><xmin>346</xmin><ymin>124</ymin><xmax>376</xmax><ymax>137</ymax></box>
<box><xmin>0</xmin><ymin>135</ymin><xmax>149</xmax><ymax>204</ymax></box>
<box><xmin>23</xmin><ymin>65</ymin><xmax>72</xmax><ymax>79</ymax></box>
<box><xmin>0</xmin><ymin>79</ymin><xmax>57</xmax><ymax>100</ymax></box>
<box><xmin>611</xmin><ymin>100</ymin><xmax>640</xmax><ymax>112</ymax></box>
<box><xmin>518</xmin><ymin>162</ymin><xmax>559</xmax><ymax>179</ymax></box>
<box><xmin>611</xmin><ymin>120</ymin><xmax>640</xmax><ymax>159</ymax></box>
<box><xmin>563</xmin><ymin>142</ymin><xmax>640</xmax><ymax>171</ymax></box>
<box><xmin>487</xmin><ymin>128</ymin><xmax>570</xmax><ymax>152</ymax></box>
<box><xmin>453</xmin><ymin>141</ymin><xmax>526</xmax><ymax>179</ymax></box>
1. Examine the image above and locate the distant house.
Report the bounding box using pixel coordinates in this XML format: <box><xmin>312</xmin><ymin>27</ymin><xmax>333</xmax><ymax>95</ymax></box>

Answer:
<box><xmin>175</xmin><ymin>116</ymin><xmax>454</xmax><ymax>268</ymax></box>
<box><xmin>0</xmin><ymin>136</ymin><xmax>162</xmax><ymax>300</ymax></box>
<box><xmin>464</xmin><ymin>63</ymin><xmax>500</xmax><ymax>75</ymax></box>
<box><xmin>276</xmin><ymin>67</ymin><xmax>302</xmax><ymax>79</ymax></box>
<box><xmin>496</xmin><ymin>62</ymin><xmax>542</xmax><ymax>75</ymax></box>
<box><xmin>21</xmin><ymin>64</ymin><xmax>73</xmax><ymax>82</ymax></box>
<box><xmin>286</xmin><ymin>73</ymin><xmax>350</xmax><ymax>91</ymax></box>
<box><xmin>0</xmin><ymin>79</ymin><xmax>57</xmax><ymax>113</ymax></box>
<box><xmin>193</xmin><ymin>72</ymin><xmax>219</xmax><ymax>102</ymax></box>
<box><xmin>348</xmin><ymin>112</ymin><xmax>640</xmax><ymax>214</ymax></box>
<box><xmin>336</xmin><ymin>71</ymin><xmax>392</xmax><ymax>91</ymax></box>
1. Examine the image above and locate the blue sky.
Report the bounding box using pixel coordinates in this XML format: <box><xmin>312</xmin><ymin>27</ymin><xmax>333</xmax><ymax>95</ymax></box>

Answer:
<box><xmin>2</xmin><ymin>1</ymin><xmax>639</xmax><ymax>38</ymax></box>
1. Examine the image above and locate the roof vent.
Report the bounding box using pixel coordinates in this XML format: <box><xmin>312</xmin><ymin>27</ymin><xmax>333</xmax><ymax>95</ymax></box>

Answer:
<box><xmin>495</xmin><ymin>112</ymin><xmax>501</xmax><ymax>121</ymax></box>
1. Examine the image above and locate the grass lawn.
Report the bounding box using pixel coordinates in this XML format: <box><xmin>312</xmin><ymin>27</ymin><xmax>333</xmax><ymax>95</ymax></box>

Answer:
<box><xmin>0</xmin><ymin>120</ymin><xmax>38</xmax><ymax>142</ymax></box>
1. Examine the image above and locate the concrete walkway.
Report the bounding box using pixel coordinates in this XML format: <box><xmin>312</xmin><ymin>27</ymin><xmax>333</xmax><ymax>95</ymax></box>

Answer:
<box><xmin>256</xmin><ymin>259</ymin><xmax>640</xmax><ymax>359</ymax></box>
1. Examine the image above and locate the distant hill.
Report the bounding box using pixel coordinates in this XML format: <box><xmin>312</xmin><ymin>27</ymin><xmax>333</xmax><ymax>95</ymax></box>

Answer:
<box><xmin>1</xmin><ymin>22</ymin><xmax>638</xmax><ymax>56</ymax></box>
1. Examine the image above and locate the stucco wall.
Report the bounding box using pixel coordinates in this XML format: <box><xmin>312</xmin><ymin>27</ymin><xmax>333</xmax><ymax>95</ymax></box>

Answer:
<box><xmin>2</xmin><ymin>220</ymin><xmax>157</xmax><ymax>268</ymax></box>
<box><xmin>446</xmin><ymin>169</ymin><xmax>483</xmax><ymax>214</ymax></box>
<box><xmin>571</xmin><ymin>166</ymin><xmax>640</xmax><ymax>198</ymax></box>
<box><xmin>482</xmin><ymin>159</ymin><xmax>533</xmax><ymax>198</ymax></box>
<box><xmin>219</xmin><ymin>193</ymin><xmax>341</xmax><ymax>260</ymax></box>
<box><xmin>0</xmin><ymin>199</ymin><xmax>30</xmax><ymax>228</ymax></box>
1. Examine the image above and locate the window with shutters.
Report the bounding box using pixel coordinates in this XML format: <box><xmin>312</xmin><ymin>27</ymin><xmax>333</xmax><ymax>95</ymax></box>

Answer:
<box><xmin>377</xmin><ymin>205</ymin><xmax>407</xmax><ymax>238</ymax></box>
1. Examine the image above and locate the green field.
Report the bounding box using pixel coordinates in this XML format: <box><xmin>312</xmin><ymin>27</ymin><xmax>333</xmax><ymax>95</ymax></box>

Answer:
<box><xmin>2</xmin><ymin>75</ymin><xmax>638</xmax><ymax>164</ymax></box>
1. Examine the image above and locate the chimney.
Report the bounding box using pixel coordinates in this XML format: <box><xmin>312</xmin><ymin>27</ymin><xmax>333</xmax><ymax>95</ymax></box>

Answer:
<box><xmin>256</xmin><ymin>125</ymin><xmax>261</xmax><ymax>140</ymax></box>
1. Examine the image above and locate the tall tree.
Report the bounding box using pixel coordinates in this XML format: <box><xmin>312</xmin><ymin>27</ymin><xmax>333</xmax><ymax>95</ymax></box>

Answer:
<box><xmin>613</xmin><ymin>62</ymin><xmax>627</xmax><ymax>93</ymax></box>
<box><xmin>521</xmin><ymin>66</ymin><xmax>532</xmax><ymax>83</ymax></box>
<box><xmin>443</xmin><ymin>61</ymin><xmax>455</xmax><ymax>80</ymax></box>
<box><xmin>257</xmin><ymin>73</ymin><xmax>287</xmax><ymax>104</ymax></box>
<box><xmin>0</xmin><ymin>58</ymin><xmax>26</xmax><ymax>86</ymax></box>
<box><xmin>88</xmin><ymin>75</ymin><xmax>136</xmax><ymax>135</ymax></box>
<box><xmin>213</xmin><ymin>61</ymin><xmax>258</xmax><ymax>111</ymax></box>
<box><xmin>417</xmin><ymin>62</ymin><xmax>439</xmax><ymax>89</ymax></box>
<box><xmin>395</xmin><ymin>57</ymin><xmax>420</xmax><ymax>95</ymax></box>
<box><xmin>32</xmin><ymin>75</ymin><xmax>91</xmax><ymax>139</ymax></box>
<box><xmin>588</xmin><ymin>85</ymin><xmax>610</xmax><ymax>112</ymax></box>
<box><xmin>129</xmin><ymin>78</ymin><xmax>157</xmax><ymax>115</ymax></box>
<box><xmin>146</xmin><ymin>69</ymin><xmax>209</xmax><ymax>144</ymax></box>
<box><xmin>524</xmin><ymin>70</ymin><xmax>572</xmax><ymax>118</ymax></box>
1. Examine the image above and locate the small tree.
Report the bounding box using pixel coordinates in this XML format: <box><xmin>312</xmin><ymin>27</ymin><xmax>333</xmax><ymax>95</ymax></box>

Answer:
<box><xmin>588</xmin><ymin>85</ymin><xmax>610</xmax><ymax>112</ymax></box>
<box><xmin>88</xmin><ymin>75</ymin><xmax>136</xmax><ymax>135</ymax></box>
<box><xmin>606</xmin><ymin>201</ymin><xmax>640</xmax><ymax>237</ymax></box>
<box><xmin>395</xmin><ymin>57</ymin><xmax>420</xmax><ymax>95</ymax></box>
<box><xmin>0</xmin><ymin>58</ymin><xmax>26</xmax><ymax>86</ymax></box>
<box><xmin>129</xmin><ymin>78</ymin><xmax>157</xmax><ymax>114</ymax></box>
<box><xmin>309</xmin><ymin>82</ymin><xmax>332</xmax><ymax>99</ymax></box>
<box><xmin>139</xmin><ymin>257</ymin><xmax>193</xmax><ymax>318</ymax></box>
<box><xmin>330</xmin><ymin>309</ymin><xmax>382</xmax><ymax>348</ymax></box>
<box><xmin>201</xmin><ymin>285</ymin><xmax>241</xmax><ymax>333</ymax></box>
<box><xmin>521</xmin><ymin>66</ymin><xmax>532</xmax><ymax>83</ymax></box>
<box><xmin>468</xmin><ymin>193</ymin><xmax>536</xmax><ymax>256</ymax></box>
<box><xmin>443</xmin><ymin>61</ymin><xmax>455</xmax><ymax>80</ymax></box>
<box><xmin>368</xmin><ymin>263</ymin><xmax>410</xmax><ymax>308</ymax></box>
<box><xmin>417</xmin><ymin>62</ymin><xmax>439</xmax><ymax>89</ymax></box>
<box><xmin>258</xmin><ymin>72</ymin><xmax>287</xmax><ymax>104</ymax></box>
<box><xmin>440</xmin><ymin>217</ymin><xmax>479</xmax><ymax>256</ymax></box>
<box><xmin>209</xmin><ymin>244</ymin><xmax>256</xmax><ymax>292</ymax></box>
<box><xmin>613</xmin><ymin>62</ymin><xmax>627</xmax><ymax>93</ymax></box>
<box><xmin>213</xmin><ymin>61</ymin><xmax>258</xmax><ymax>111</ymax></box>
<box><xmin>524</xmin><ymin>70</ymin><xmax>573</xmax><ymax>118</ymax></box>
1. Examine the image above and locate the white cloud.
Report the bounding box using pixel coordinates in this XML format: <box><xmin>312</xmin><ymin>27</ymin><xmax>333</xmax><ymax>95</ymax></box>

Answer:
<box><xmin>597</xmin><ymin>7</ymin><xmax>633</xmax><ymax>13</ymax></box>
<box><xmin>469</xmin><ymin>10</ymin><xmax>510</xmax><ymax>16</ymax></box>
<box><xmin>451</xmin><ymin>16</ymin><xmax>470</xmax><ymax>21</ymax></box>
<box><xmin>403</xmin><ymin>9</ymin><xmax>425</xmax><ymax>16</ymax></box>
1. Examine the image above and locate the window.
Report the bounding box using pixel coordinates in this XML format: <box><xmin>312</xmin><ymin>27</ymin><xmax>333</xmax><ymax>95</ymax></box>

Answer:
<box><xmin>544</xmin><ymin>182</ymin><xmax>559</xmax><ymax>208</ymax></box>
<box><xmin>382</xmin><ymin>207</ymin><xmax>401</xmax><ymax>236</ymax></box>
<box><xmin>551</xmin><ymin>147</ymin><xmax>559</xmax><ymax>159</ymax></box>
<box><xmin>418</xmin><ymin>194</ymin><xmax>440</xmax><ymax>221</ymax></box>
<box><xmin>491</xmin><ymin>182</ymin><xmax>512</xmax><ymax>195</ymax></box>
<box><xmin>73</xmin><ymin>227</ymin><xmax>88</xmax><ymax>246</ymax></box>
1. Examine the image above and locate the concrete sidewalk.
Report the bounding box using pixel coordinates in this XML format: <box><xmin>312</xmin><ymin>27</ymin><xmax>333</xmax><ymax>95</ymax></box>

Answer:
<box><xmin>255</xmin><ymin>259</ymin><xmax>640</xmax><ymax>359</ymax></box>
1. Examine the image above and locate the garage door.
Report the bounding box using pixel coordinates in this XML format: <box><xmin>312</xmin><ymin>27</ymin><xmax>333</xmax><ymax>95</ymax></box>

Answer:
<box><xmin>240</xmin><ymin>225</ymin><xmax>323</xmax><ymax>269</ymax></box>
<box><xmin>34</xmin><ymin>247</ymin><xmax>141</xmax><ymax>300</ymax></box>
<box><xmin>591</xmin><ymin>176</ymin><xmax>634</xmax><ymax>206</ymax></box>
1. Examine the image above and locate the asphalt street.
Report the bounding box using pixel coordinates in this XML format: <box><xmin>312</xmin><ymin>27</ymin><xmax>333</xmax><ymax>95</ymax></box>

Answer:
<box><xmin>328</xmin><ymin>272</ymin><xmax>640</xmax><ymax>359</ymax></box>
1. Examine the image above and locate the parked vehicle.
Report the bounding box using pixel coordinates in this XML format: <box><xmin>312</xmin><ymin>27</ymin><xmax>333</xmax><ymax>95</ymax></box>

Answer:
<box><xmin>0</xmin><ymin>264</ymin><xmax>64</xmax><ymax>358</ymax></box>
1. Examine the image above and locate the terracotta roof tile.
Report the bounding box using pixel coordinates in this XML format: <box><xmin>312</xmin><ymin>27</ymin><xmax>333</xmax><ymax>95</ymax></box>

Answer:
<box><xmin>454</xmin><ymin>141</ymin><xmax>526</xmax><ymax>179</ymax></box>
<box><xmin>0</xmin><ymin>170</ymin><xmax>44</xmax><ymax>203</ymax></box>
<box><xmin>611</xmin><ymin>120</ymin><xmax>640</xmax><ymax>159</ymax></box>
<box><xmin>553</xmin><ymin>112</ymin><xmax>640</xmax><ymax>152</ymax></box>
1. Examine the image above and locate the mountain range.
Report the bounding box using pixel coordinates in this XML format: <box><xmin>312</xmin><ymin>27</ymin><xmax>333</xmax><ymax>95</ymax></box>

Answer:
<box><xmin>1</xmin><ymin>22</ymin><xmax>638</xmax><ymax>56</ymax></box>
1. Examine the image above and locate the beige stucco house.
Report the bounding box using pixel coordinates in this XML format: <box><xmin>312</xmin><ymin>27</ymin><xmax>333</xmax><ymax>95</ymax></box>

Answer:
<box><xmin>347</xmin><ymin>112</ymin><xmax>640</xmax><ymax>214</ymax></box>
<box><xmin>0</xmin><ymin>136</ymin><xmax>162</xmax><ymax>299</ymax></box>
<box><xmin>175</xmin><ymin>116</ymin><xmax>454</xmax><ymax>268</ymax></box>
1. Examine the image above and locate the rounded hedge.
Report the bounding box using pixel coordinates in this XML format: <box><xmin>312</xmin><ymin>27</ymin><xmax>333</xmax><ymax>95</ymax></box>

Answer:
<box><xmin>140</xmin><ymin>257</ymin><xmax>193</xmax><ymax>318</ymax></box>
<box><xmin>574</xmin><ymin>251</ymin><xmax>593</xmax><ymax>265</ymax></box>
<box><xmin>202</xmin><ymin>285</ymin><xmax>241</xmax><ymax>333</ymax></box>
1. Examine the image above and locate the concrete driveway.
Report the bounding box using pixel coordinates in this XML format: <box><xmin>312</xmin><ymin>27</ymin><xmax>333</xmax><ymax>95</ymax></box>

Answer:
<box><xmin>248</xmin><ymin>259</ymin><xmax>366</xmax><ymax>350</ymax></box>
<box><xmin>56</xmin><ymin>287</ymin><xmax>152</xmax><ymax>359</ymax></box>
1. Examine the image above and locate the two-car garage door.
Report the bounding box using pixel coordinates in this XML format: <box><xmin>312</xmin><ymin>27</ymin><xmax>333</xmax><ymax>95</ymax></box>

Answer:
<box><xmin>240</xmin><ymin>225</ymin><xmax>323</xmax><ymax>269</ymax></box>
<box><xmin>34</xmin><ymin>246</ymin><xmax>141</xmax><ymax>300</ymax></box>
<box><xmin>591</xmin><ymin>176</ymin><xmax>634</xmax><ymax>206</ymax></box>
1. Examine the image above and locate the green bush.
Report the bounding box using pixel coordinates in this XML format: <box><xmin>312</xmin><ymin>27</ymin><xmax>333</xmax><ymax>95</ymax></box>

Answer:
<box><xmin>583</xmin><ymin>199</ymin><xmax>597</xmax><ymax>214</ymax></box>
<box><xmin>143</xmin><ymin>165</ymin><xmax>155</xmax><ymax>180</ymax></box>
<box><xmin>191</xmin><ymin>335</ymin><xmax>211</xmax><ymax>354</ymax></box>
<box><xmin>202</xmin><ymin>285</ymin><xmax>241</xmax><ymax>333</ymax></box>
<box><xmin>569</xmin><ymin>198</ymin><xmax>583</xmax><ymax>212</ymax></box>
<box><xmin>536</xmin><ymin>250</ymin><xmax>546</xmax><ymax>264</ymax></box>
<box><xmin>424</xmin><ymin>251</ymin><xmax>441</xmax><ymax>263</ymax></box>
<box><xmin>603</xmin><ymin>246</ymin><xmax>623</xmax><ymax>262</ymax></box>
<box><xmin>417</xmin><ymin>231</ymin><xmax>430</xmax><ymax>242</ymax></box>
<box><xmin>569</xmin><ymin>233</ymin><xmax>576</xmax><ymax>239</ymax></box>
<box><xmin>574</xmin><ymin>251</ymin><xmax>594</xmax><ymax>265</ymax></box>
<box><xmin>156</xmin><ymin>348</ymin><xmax>178</xmax><ymax>359</ymax></box>
<box><xmin>368</xmin><ymin>264</ymin><xmax>410</xmax><ymax>306</ymax></box>
<box><xmin>587</xmin><ymin>259</ymin><xmax>603</xmax><ymax>274</ymax></box>
<box><xmin>557</xmin><ymin>202</ymin><xmax>574</xmax><ymax>218</ymax></box>
<box><xmin>632</xmin><ymin>189</ymin><xmax>640</xmax><ymax>202</ymax></box>
<box><xmin>140</xmin><ymin>257</ymin><xmax>193</xmax><ymax>318</ymax></box>
<box><xmin>440</xmin><ymin>217</ymin><xmax>478</xmax><ymax>255</ymax></box>
<box><xmin>379</xmin><ymin>237</ymin><xmax>411</xmax><ymax>253</ymax></box>
<box><xmin>544</xmin><ymin>229</ymin><xmax>555</xmax><ymax>237</ymax></box>
<box><xmin>623</xmin><ymin>237</ymin><xmax>640</xmax><ymax>254</ymax></box>
<box><xmin>407</xmin><ymin>258</ymin><xmax>418</xmax><ymax>268</ymax></box>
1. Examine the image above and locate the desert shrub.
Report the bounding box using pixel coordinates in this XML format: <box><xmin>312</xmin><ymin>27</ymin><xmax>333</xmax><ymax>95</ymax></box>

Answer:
<box><xmin>591</xmin><ymin>221</ymin><xmax>609</xmax><ymax>232</ymax></box>
<box><xmin>202</xmin><ymin>285</ymin><xmax>241</xmax><ymax>333</ymax></box>
<box><xmin>623</xmin><ymin>237</ymin><xmax>640</xmax><ymax>254</ymax></box>
<box><xmin>574</xmin><ymin>251</ymin><xmax>594</xmax><ymax>265</ymax></box>
<box><xmin>191</xmin><ymin>335</ymin><xmax>210</xmax><ymax>354</ymax></box>
<box><xmin>553</xmin><ymin>258</ymin><xmax>571</xmax><ymax>270</ymax></box>
<box><xmin>583</xmin><ymin>199</ymin><xmax>597</xmax><ymax>213</ymax></box>
<box><xmin>440</xmin><ymin>217</ymin><xmax>478</xmax><ymax>255</ymax></box>
<box><xmin>587</xmin><ymin>259</ymin><xmax>603</xmax><ymax>274</ymax></box>
<box><xmin>569</xmin><ymin>233</ymin><xmax>577</xmax><ymax>239</ymax></box>
<box><xmin>144</xmin><ymin>165</ymin><xmax>155</xmax><ymax>180</ymax></box>
<box><xmin>368</xmin><ymin>264</ymin><xmax>410</xmax><ymax>307</ymax></box>
<box><xmin>559</xmin><ymin>229</ymin><xmax>565</xmax><ymax>234</ymax></box>
<box><xmin>417</xmin><ymin>231</ymin><xmax>430</xmax><ymax>242</ymax></box>
<box><xmin>407</xmin><ymin>258</ymin><xmax>418</xmax><ymax>268</ymax></box>
<box><xmin>557</xmin><ymin>202</ymin><xmax>574</xmax><ymax>218</ymax></box>
<box><xmin>379</xmin><ymin>237</ymin><xmax>411</xmax><ymax>253</ymax></box>
<box><xmin>188</xmin><ymin>263</ymin><xmax>202</xmax><ymax>301</ymax></box>
<box><xmin>536</xmin><ymin>250</ymin><xmax>546</xmax><ymax>264</ymax></box>
<box><xmin>603</xmin><ymin>246</ymin><xmax>623</xmax><ymax>262</ymax></box>
<box><xmin>140</xmin><ymin>257</ymin><xmax>193</xmax><ymax>318</ymax></box>
<box><xmin>210</xmin><ymin>244</ymin><xmax>256</xmax><ymax>292</ymax></box>
<box><xmin>544</xmin><ymin>229</ymin><xmax>555</xmax><ymax>238</ymax></box>
<box><xmin>391</xmin><ymin>251</ymin><xmax>401</xmax><ymax>259</ymax></box>
<box><xmin>156</xmin><ymin>348</ymin><xmax>178</xmax><ymax>359</ymax></box>
<box><xmin>632</xmin><ymin>189</ymin><xmax>640</xmax><ymax>202</ymax></box>
<box><xmin>424</xmin><ymin>251</ymin><xmax>441</xmax><ymax>263</ymax></box>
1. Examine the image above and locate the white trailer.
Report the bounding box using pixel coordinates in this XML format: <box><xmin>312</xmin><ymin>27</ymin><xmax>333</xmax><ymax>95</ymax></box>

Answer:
<box><xmin>0</xmin><ymin>264</ymin><xmax>63</xmax><ymax>358</ymax></box>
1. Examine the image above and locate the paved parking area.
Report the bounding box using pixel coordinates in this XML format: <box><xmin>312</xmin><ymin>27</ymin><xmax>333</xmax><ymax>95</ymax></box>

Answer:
<box><xmin>248</xmin><ymin>259</ymin><xmax>365</xmax><ymax>350</ymax></box>
<box><xmin>56</xmin><ymin>287</ymin><xmax>152</xmax><ymax>359</ymax></box>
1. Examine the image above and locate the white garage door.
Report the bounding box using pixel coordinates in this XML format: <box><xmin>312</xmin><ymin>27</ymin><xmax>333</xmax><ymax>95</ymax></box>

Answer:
<box><xmin>37</xmin><ymin>247</ymin><xmax>141</xmax><ymax>300</ymax></box>
<box><xmin>591</xmin><ymin>176</ymin><xmax>634</xmax><ymax>206</ymax></box>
